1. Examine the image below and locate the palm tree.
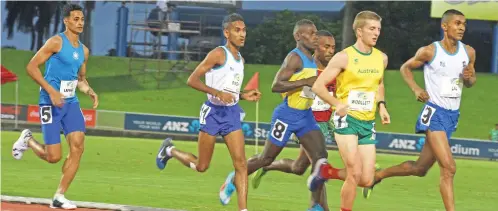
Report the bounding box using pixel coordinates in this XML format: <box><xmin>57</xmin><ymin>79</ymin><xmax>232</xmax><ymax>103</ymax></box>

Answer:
<box><xmin>3</xmin><ymin>1</ymin><xmax>96</xmax><ymax>51</ymax></box>
<box><xmin>5</xmin><ymin>1</ymin><xmax>35</xmax><ymax>50</ymax></box>
<box><xmin>4</xmin><ymin>1</ymin><xmax>59</xmax><ymax>51</ymax></box>
<box><xmin>341</xmin><ymin>1</ymin><xmax>355</xmax><ymax>50</ymax></box>
<box><xmin>80</xmin><ymin>1</ymin><xmax>95</xmax><ymax>51</ymax></box>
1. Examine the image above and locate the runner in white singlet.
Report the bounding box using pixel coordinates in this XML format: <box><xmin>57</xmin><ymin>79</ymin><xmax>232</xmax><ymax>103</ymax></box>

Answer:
<box><xmin>363</xmin><ymin>9</ymin><xmax>477</xmax><ymax>211</ymax></box>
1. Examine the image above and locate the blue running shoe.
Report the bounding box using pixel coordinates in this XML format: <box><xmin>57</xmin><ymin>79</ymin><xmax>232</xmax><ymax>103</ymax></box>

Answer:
<box><xmin>307</xmin><ymin>158</ymin><xmax>331</xmax><ymax>192</ymax></box>
<box><xmin>308</xmin><ymin>204</ymin><xmax>324</xmax><ymax>211</ymax></box>
<box><xmin>156</xmin><ymin>138</ymin><xmax>174</xmax><ymax>170</ymax></box>
<box><xmin>219</xmin><ymin>171</ymin><xmax>236</xmax><ymax>205</ymax></box>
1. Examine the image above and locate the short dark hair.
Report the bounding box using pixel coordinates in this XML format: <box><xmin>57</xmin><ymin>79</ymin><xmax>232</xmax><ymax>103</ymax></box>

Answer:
<box><xmin>223</xmin><ymin>13</ymin><xmax>244</xmax><ymax>29</ymax></box>
<box><xmin>317</xmin><ymin>30</ymin><xmax>333</xmax><ymax>38</ymax></box>
<box><xmin>62</xmin><ymin>4</ymin><xmax>83</xmax><ymax>18</ymax></box>
<box><xmin>293</xmin><ymin>19</ymin><xmax>315</xmax><ymax>35</ymax></box>
<box><xmin>442</xmin><ymin>9</ymin><xmax>464</xmax><ymax>23</ymax></box>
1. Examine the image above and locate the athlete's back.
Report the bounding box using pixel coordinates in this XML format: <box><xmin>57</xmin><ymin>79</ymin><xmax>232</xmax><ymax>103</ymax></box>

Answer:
<box><xmin>40</xmin><ymin>33</ymin><xmax>85</xmax><ymax>105</ymax></box>
<box><xmin>423</xmin><ymin>41</ymin><xmax>469</xmax><ymax>110</ymax></box>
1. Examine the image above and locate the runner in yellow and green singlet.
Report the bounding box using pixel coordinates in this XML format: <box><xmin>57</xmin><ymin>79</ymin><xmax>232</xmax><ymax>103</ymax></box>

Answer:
<box><xmin>312</xmin><ymin>10</ymin><xmax>391</xmax><ymax>211</ymax></box>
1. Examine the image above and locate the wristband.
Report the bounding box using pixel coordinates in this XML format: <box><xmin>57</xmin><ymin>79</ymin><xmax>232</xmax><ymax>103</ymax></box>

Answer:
<box><xmin>377</xmin><ymin>101</ymin><xmax>386</xmax><ymax>109</ymax></box>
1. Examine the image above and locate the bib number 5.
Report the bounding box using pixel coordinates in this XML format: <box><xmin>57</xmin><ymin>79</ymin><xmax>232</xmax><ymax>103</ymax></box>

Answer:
<box><xmin>40</xmin><ymin>106</ymin><xmax>53</xmax><ymax>124</ymax></box>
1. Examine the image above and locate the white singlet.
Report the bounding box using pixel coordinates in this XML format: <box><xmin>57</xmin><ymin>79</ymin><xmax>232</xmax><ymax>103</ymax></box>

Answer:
<box><xmin>205</xmin><ymin>46</ymin><xmax>245</xmax><ymax>106</ymax></box>
<box><xmin>423</xmin><ymin>41</ymin><xmax>469</xmax><ymax>111</ymax></box>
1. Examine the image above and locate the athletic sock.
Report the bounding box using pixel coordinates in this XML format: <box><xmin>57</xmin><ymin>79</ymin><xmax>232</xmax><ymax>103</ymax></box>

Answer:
<box><xmin>328</xmin><ymin>167</ymin><xmax>340</xmax><ymax>179</ymax></box>
<box><xmin>54</xmin><ymin>193</ymin><xmax>64</xmax><ymax>200</ymax></box>
<box><xmin>166</xmin><ymin>146</ymin><xmax>175</xmax><ymax>157</ymax></box>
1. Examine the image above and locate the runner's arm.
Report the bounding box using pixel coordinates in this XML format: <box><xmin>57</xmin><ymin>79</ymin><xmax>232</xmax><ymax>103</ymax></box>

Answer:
<box><xmin>187</xmin><ymin>47</ymin><xmax>226</xmax><ymax>96</ymax></box>
<box><xmin>400</xmin><ymin>45</ymin><xmax>433</xmax><ymax>92</ymax></box>
<box><xmin>312</xmin><ymin>51</ymin><xmax>347</xmax><ymax>107</ymax></box>
<box><xmin>271</xmin><ymin>52</ymin><xmax>309</xmax><ymax>93</ymax></box>
<box><xmin>463</xmin><ymin>45</ymin><xmax>477</xmax><ymax>88</ymax></box>
<box><xmin>77</xmin><ymin>46</ymin><xmax>95</xmax><ymax>95</ymax></box>
<box><xmin>26</xmin><ymin>36</ymin><xmax>62</xmax><ymax>95</ymax></box>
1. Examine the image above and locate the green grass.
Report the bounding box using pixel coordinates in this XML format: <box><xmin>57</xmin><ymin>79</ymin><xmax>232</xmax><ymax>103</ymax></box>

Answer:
<box><xmin>1</xmin><ymin>131</ymin><xmax>497</xmax><ymax>211</ymax></box>
<box><xmin>1</xmin><ymin>48</ymin><xmax>497</xmax><ymax>139</ymax></box>
<box><xmin>95</xmin><ymin>110</ymin><xmax>125</xmax><ymax>129</ymax></box>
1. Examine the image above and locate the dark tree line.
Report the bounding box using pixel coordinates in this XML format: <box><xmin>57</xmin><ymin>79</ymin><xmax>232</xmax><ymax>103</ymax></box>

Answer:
<box><xmin>3</xmin><ymin>1</ymin><xmax>493</xmax><ymax>71</ymax></box>
<box><xmin>3</xmin><ymin>1</ymin><xmax>96</xmax><ymax>51</ymax></box>
<box><xmin>241</xmin><ymin>1</ymin><xmax>493</xmax><ymax>72</ymax></box>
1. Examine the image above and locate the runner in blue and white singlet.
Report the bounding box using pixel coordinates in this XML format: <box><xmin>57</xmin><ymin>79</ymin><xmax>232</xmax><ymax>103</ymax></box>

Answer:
<box><xmin>364</xmin><ymin>10</ymin><xmax>477</xmax><ymax>211</ymax></box>
<box><xmin>415</xmin><ymin>40</ymin><xmax>469</xmax><ymax>138</ymax></box>
<box><xmin>155</xmin><ymin>13</ymin><xmax>260</xmax><ymax>211</ymax></box>
<box><xmin>200</xmin><ymin>45</ymin><xmax>245</xmax><ymax>135</ymax></box>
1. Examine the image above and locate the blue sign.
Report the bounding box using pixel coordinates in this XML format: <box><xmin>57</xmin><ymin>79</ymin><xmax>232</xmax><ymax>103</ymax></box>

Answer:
<box><xmin>375</xmin><ymin>132</ymin><xmax>498</xmax><ymax>159</ymax></box>
<box><xmin>124</xmin><ymin>113</ymin><xmax>273</xmax><ymax>139</ymax></box>
<box><xmin>241</xmin><ymin>121</ymin><xmax>272</xmax><ymax>140</ymax></box>
<box><xmin>124</xmin><ymin>113</ymin><xmax>498</xmax><ymax>159</ymax></box>
<box><xmin>124</xmin><ymin>113</ymin><xmax>200</xmax><ymax>134</ymax></box>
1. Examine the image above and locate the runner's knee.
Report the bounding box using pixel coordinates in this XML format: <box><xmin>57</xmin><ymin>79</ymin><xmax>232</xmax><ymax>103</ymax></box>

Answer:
<box><xmin>69</xmin><ymin>142</ymin><xmax>84</xmax><ymax>157</ymax></box>
<box><xmin>67</xmin><ymin>132</ymin><xmax>85</xmax><ymax>157</ymax></box>
<box><xmin>345</xmin><ymin>167</ymin><xmax>361</xmax><ymax>183</ymax></box>
<box><xmin>344</xmin><ymin>158</ymin><xmax>361</xmax><ymax>183</ymax></box>
<box><xmin>358</xmin><ymin>176</ymin><xmax>373</xmax><ymax>187</ymax></box>
<box><xmin>196</xmin><ymin>163</ymin><xmax>210</xmax><ymax>172</ymax></box>
<box><xmin>441</xmin><ymin>162</ymin><xmax>456</xmax><ymax>178</ymax></box>
<box><xmin>232</xmin><ymin>155</ymin><xmax>247</xmax><ymax>171</ymax></box>
<box><xmin>47</xmin><ymin>154</ymin><xmax>62</xmax><ymax>163</ymax></box>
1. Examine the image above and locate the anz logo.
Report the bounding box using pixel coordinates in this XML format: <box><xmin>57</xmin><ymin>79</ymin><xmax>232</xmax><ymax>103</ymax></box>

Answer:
<box><xmin>162</xmin><ymin>121</ymin><xmax>189</xmax><ymax>132</ymax></box>
<box><xmin>388</xmin><ymin>137</ymin><xmax>425</xmax><ymax>151</ymax></box>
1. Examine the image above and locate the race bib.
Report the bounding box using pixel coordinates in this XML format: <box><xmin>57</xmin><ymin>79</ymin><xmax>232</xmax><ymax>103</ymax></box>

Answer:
<box><xmin>59</xmin><ymin>80</ymin><xmax>78</xmax><ymax>98</ymax></box>
<box><xmin>311</xmin><ymin>91</ymin><xmax>333</xmax><ymax>111</ymax></box>
<box><xmin>222</xmin><ymin>73</ymin><xmax>243</xmax><ymax>94</ymax></box>
<box><xmin>440</xmin><ymin>77</ymin><xmax>463</xmax><ymax>98</ymax></box>
<box><xmin>300</xmin><ymin>86</ymin><xmax>316</xmax><ymax>99</ymax></box>
<box><xmin>240</xmin><ymin>111</ymin><xmax>246</xmax><ymax>122</ymax></box>
<box><xmin>347</xmin><ymin>90</ymin><xmax>375</xmax><ymax>111</ymax></box>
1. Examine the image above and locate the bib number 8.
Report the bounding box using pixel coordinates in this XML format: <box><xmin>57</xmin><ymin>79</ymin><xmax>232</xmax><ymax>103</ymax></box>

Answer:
<box><xmin>40</xmin><ymin>106</ymin><xmax>53</xmax><ymax>124</ymax></box>
<box><xmin>271</xmin><ymin>119</ymin><xmax>288</xmax><ymax>142</ymax></box>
